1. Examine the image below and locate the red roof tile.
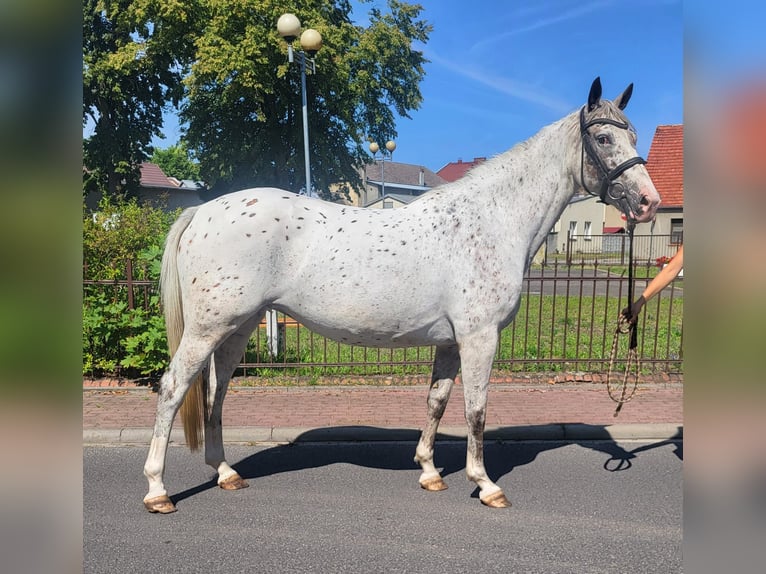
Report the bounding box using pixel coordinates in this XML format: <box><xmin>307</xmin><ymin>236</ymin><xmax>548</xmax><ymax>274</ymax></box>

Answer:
<box><xmin>436</xmin><ymin>157</ymin><xmax>486</xmax><ymax>182</ymax></box>
<box><xmin>645</xmin><ymin>125</ymin><xmax>683</xmax><ymax>208</ymax></box>
<box><xmin>140</xmin><ymin>162</ymin><xmax>178</xmax><ymax>188</ymax></box>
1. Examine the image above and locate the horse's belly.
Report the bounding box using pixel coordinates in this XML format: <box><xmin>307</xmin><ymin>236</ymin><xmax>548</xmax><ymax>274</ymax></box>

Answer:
<box><xmin>276</xmin><ymin>305</ymin><xmax>455</xmax><ymax>348</ymax></box>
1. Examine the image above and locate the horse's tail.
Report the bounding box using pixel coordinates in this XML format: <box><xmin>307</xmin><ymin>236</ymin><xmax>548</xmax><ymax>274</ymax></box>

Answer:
<box><xmin>160</xmin><ymin>206</ymin><xmax>205</xmax><ymax>451</ymax></box>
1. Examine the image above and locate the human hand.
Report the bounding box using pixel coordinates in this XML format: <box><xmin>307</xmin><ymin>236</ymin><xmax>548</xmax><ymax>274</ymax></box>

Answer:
<box><xmin>620</xmin><ymin>295</ymin><xmax>646</xmax><ymax>325</ymax></box>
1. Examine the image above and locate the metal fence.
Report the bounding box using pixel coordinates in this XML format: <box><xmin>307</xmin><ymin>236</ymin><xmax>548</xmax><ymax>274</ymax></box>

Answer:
<box><xmin>560</xmin><ymin>233</ymin><xmax>682</xmax><ymax>266</ymax></box>
<box><xmin>83</xmin><ymin>260</ymin><xmax>683</xmax><ymax>377</ymax></box>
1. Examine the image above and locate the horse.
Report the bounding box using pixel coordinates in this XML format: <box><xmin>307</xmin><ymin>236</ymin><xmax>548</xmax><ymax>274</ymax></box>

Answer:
<box><xmin>143</xmin><ymin>78</ymin><xmax>661</xmax><ymax>513</ymax></box>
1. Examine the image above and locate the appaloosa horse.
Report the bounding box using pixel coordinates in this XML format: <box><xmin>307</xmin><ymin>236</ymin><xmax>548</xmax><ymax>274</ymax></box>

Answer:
<box><xmin>143</xmin><ymin>78</ymin><xmax>660</xmax><ymax>513</ymax></box>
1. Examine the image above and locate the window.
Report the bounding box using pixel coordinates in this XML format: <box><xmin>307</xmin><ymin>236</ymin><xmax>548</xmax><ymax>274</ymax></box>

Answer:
<box><xmin>383</xmin><ymin>199</ymin><xmax>394</xmax><ymax>209</ymax></box>
<box><xmin>670</xmin><ymin>218</ymin><xmax>683</xmax><ymax>245</ymax></box>
<box><xmin>568</xmin><ymin>221</ymin><xmax>577</xmax><ymax>240</ymax></box>
<box><xmin>584</xmin><ymin>221</ymin><xmax>592</xmax><ymax>241</ymax></box>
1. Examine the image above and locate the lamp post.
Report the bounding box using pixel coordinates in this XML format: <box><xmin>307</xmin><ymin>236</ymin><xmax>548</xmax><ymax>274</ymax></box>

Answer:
<box><xmin>277</xmin><ymin>13</ymin><xmax>322</xmax><ymax>196</ymax></box>
<box><xmin>368</xmin><ymin>140</ymin><xmax>396</xmax><ymax>201</ymax></box>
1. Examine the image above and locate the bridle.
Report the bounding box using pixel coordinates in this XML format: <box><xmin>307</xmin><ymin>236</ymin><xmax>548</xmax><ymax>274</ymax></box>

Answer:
<box><xmin>579</xmin><ymin>106</ymin><xmax>646</xmax><ymax>221</ymax></box>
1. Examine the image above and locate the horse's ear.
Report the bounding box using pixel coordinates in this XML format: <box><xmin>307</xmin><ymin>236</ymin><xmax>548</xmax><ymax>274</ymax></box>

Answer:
<box><xmin>614</xmin><ymin>83</ymin><xmax>634</xmax><ymax>110</ymax></box>
<box><xmin>587</xmin><ymin>77</ymin><xmax>602</xmax><ymax>111</ymax></box>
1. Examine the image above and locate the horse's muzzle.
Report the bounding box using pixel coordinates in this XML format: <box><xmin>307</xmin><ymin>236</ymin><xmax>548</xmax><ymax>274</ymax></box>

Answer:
<box><xmin>633</xmin><ymin>187</ymin><xmax>660</xmax><ymax>222</ymax></box>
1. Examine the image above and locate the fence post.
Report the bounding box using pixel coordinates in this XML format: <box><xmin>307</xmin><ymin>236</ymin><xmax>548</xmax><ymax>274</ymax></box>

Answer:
<box><xmin>125</xmin><ymin>259</ymin><xmax>135</xmax><ymax>310</ymax></box>
<box><xmin>265</xmin><ymin>309</ymin><xmax>283</xmax><ymax>358</ymax></box>
<box><xmin>566</xmin><ymin>230</ymin><xmax>571</xmax><ymax>265</ymax></box>
<box><xmin>620</xmin><ymin>234</ymin><xmax>626</xmax><ymax>266</ymax></box>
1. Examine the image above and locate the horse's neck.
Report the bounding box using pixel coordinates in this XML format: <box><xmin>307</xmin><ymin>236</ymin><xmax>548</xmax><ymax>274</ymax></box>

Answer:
<box><xmin>453</xmin><ymin>116</ymin><xmax>578</xmax><ymax>263</ymax></box>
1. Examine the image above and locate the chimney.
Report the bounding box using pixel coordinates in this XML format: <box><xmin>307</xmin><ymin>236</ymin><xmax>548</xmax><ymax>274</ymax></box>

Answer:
<box><xmin>419</xmin><ymin>168</ymin><xmax>425</xmax><ymax>186</ymax></box>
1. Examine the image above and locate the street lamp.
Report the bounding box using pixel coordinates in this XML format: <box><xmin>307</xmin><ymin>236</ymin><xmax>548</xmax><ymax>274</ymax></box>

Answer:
<box><xmin>277</xmin><ymin>13</ymin><xmax>322</xmax><ymax>196</ymax></box>
<box><xmin>369</xmin><ymin>140</ymin><xmax>396</xmax><ymax>201</ymax></box>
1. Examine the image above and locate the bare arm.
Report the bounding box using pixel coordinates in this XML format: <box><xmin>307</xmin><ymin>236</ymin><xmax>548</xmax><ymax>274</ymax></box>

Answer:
<box><xmin>622</xmin><ymin>245</ymin><xmax>683</xmax><ymax>324</ymax></box>
<box><xmin>641</xmin><ymin>245</ymin><xmax>684</xmax><ymax>302</ymax></box>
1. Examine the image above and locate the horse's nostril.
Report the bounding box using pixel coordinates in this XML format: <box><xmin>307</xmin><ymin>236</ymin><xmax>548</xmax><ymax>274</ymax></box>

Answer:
<box><xmin>640</xmin><ymin>195</ymin><xmax>649</xmax><ymax>206</ymax></box>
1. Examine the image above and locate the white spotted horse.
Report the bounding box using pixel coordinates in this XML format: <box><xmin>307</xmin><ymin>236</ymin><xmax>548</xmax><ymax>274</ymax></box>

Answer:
<box><xmin>143</xmin><ymin>78</ymin><xmax>660</xmax><ymax>513</ymax></box>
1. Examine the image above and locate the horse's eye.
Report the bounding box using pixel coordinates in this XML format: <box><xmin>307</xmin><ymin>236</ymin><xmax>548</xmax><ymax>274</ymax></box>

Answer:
<box><xmin>596</xmin><ymin>135</ymin><xmax>610</xmax><ymax>146</ymax></box>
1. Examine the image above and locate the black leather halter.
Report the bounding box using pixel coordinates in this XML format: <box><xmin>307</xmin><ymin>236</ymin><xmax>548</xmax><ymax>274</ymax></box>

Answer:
<box><xmin>579</xmin><ymin>106</ymin><xmax>646</xmax><ymax>220</ymax></box>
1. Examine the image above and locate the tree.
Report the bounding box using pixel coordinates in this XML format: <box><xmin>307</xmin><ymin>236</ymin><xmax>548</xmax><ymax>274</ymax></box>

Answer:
<box><xmin>181</xmin><ymin>0</ymin><xmax>431</xmax><ymax>199</ymax></box>
<box><xmin>151</xmin><ymin>142</ymin><xmax>201</xmax><ymax>181</ymax></box>
<box><xmin>82</xmin><ymin>0</ymin><xmax>202</xmax><ymax>197</ymax></box>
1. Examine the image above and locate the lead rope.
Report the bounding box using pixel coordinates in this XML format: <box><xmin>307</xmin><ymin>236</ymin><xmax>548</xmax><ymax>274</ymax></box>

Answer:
<box><xmin>607</xmin><ymin>221</ymin><xmax>640</xmax><ymax>416</ymax></box>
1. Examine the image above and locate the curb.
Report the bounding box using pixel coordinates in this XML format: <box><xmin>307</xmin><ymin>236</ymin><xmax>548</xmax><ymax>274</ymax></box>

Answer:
<box><xmin>83</xmin><ymin>423</ymin><xmax>683</xmax><ymax>445</ymax></box>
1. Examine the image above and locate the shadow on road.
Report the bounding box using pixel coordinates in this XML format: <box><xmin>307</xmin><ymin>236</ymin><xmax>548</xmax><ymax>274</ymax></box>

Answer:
<box><xmin>170</xmin><ymin>424</ymin><xmax>682</xmax><ymax>506</ymax></box>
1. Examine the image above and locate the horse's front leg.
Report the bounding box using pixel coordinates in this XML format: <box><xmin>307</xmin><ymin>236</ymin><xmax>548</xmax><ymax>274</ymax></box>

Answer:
<box><xmin>415</xmin><ymin>344</ymin><xmax>460</xmax><ymax>491</ymax></box>
<box><xmin>205</xmin><ymin>317</ymin><xmax>262</xmax><ymax>490</ymax></box>
<box><xmin>459</xmin><ymin>327</ymin><xmax>511</xmax><ymax>508</ymax></box>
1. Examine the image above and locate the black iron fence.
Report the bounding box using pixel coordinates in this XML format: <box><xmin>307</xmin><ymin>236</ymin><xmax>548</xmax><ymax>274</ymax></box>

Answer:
<box><xmin>83</xmin><ymin>260</ymin><xmax>683</xmax><ymax>378</ymax></box>
<box><xmin>557</xmin><ymin>233</ymin><xmax>682</xmax><ymax>266</ymax></box>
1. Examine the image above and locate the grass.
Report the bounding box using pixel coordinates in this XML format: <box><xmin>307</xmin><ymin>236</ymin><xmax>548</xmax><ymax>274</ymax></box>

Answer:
<box><xmin>236</xmin><ymin>291</ymin><xmax>683</xmax><ymax>381</ymax></box>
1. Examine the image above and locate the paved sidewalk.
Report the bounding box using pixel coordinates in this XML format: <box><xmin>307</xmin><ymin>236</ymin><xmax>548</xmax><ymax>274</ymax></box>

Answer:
<box><xmin>83</xmin><ymin>378</ymin><xmax>683</xmax><ymax>444</ymax></box>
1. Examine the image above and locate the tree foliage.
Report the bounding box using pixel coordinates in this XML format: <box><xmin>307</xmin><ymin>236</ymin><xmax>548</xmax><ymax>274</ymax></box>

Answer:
<box><xmin>151</xmin><ymin>142</ymin><xmax>201</xmax><ymax>181</ymax></box>
<box><xmin>83</xmin><ymin>0</ymin><xmax>431</xmax><ymax>201</ymax></box>
<box><xmin>82</xmin><ymin>0</ymin><xmax>203</xmax><ymax>197</ymax></box>
<box><xmin>181</xmin><ymin>0</ymin><xmax>431</xmax><ymax>198</ymax></box>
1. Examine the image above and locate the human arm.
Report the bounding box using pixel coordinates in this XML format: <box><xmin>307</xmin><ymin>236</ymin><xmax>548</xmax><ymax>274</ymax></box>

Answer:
<box><xmin>621</xmin><ymin>245</ymin><xmax>684</xmax><ymax>323</ymax></box>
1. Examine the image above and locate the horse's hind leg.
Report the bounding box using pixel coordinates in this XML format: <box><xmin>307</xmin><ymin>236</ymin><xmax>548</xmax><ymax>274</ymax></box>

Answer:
<box><xmin>143</xmin><ymin>337</ymin><xmax>213</xmax><ymax>513</ymax></box>
<box><xmin>459</xmin><ymin>327</ymin><xmax>511</xmax><ymax>508</ymax></box>
<box><xmin>414</xmin><ymin>344</ymin><xmax>460</xmax><ymax>492</ymax></box>
<box><xmin>204</xmin><ymin>313</ymin><xmax>264</xmax><ymax>491</ymax></box>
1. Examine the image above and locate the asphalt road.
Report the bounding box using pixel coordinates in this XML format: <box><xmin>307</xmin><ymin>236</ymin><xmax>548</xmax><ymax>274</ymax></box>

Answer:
<box><xmin>523</xmin><ymin>268</ymin><xmax>661</xmax><ymax>297</ymax></box>
<box><xmin>84</xmin><ymin>440</ymin><xmax>682</xmax><ymax>573</ymax></box>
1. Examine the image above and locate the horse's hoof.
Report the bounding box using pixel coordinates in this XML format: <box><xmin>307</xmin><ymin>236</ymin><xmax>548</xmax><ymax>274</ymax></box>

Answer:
<box><xmin>420</xmin><ymin>476</ymin><xmax>448</xmax><ymax>492</ymax></box>
<box><xmin>144</xmin><ymin>495</ymin><xmax>177</xmax><ymax>514</ymax></box>
<box><xmin>480</xmin><ymin>491</ymin><xmax>512</xmax><ymax>508</ymax></box>
<box><xmin>219</xmin><ymin>474</ymin><xmax>249</xmax><ymax>490</ymax></box>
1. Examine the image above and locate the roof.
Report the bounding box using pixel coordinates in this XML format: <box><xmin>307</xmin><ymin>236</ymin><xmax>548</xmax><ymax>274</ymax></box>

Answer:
<box><xmin>365</xmin><ymin>194</ymin><xmax>416</xmax><ymax>208</ymax></box>
<box><xmin>365</xmin><ymin>161</ymin><xmax>447</xmax><ymax>188</ymax></box>
<box><xmin>603</xmin><ymin>226</ymin><xmax>625</xmax><ymax>234</ymax></box>
<box><xmin>140</xmin><ymin>162</ymin><xmax>178</xmax><ymax>188</ymax></box>
<box><xmin>436</xmin><ymin>157</ymin><xmax>487</xmax><ymax>182</ymax></box>
<box><xmin>645</xmin><ymin>125</ymin><xmax>683</xmax><ymax>208</ymax></box>
<box><xmin>140</xmin><ymin>162</ymin><xmax>205</xmax><ymax>192</ymax></box>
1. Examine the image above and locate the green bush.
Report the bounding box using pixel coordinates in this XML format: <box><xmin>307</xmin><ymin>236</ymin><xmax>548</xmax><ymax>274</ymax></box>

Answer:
<box><xmin>83</xmin><ymin>197</ymin><xmax>179</xmax><ymax>377</ymax></box>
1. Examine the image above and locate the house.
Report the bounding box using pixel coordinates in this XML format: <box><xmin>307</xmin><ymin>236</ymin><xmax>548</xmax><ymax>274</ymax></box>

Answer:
<box><xmin>359</xmin><ymin>161</ymin><xmax>447</xmax><ymax>208</ymax></box>
<box><xmin>644</xmin><ymin>124</ymin><xmax>683</xmax><ymax>245</ymax></box>
<box><xmin>84</xmin><ymin>162</ymin><xmax>206</xmax><ymax>212</ymax></box>
<box><xmin>436</xmin><ymin>157</ymin><xmax>487</xmax><ymax>182</ymax></box>
<box><xmin>133</xmin><ymin>162</ymin><xmax>207</xmax><ymax>211</ymax></box>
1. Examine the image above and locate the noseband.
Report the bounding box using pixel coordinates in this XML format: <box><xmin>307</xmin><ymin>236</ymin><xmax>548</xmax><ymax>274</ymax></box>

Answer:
<box><xmin>579</xmin><ymin>106</ymin><xmax>646</xmax><ymax>220</ymax></box>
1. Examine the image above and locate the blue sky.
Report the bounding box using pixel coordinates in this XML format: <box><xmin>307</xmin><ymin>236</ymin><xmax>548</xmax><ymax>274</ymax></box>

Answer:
<box><xmin>152</xmin><ymin>0</ymin><xmax>683</xmax><ymax>173</ymax></box>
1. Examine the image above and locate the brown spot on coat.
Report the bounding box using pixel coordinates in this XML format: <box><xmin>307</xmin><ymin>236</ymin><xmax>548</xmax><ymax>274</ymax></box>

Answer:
<box><xmin>246</xmin><ymin>199</ymin><xmax>258</xmax><ymax>206</ymax></box>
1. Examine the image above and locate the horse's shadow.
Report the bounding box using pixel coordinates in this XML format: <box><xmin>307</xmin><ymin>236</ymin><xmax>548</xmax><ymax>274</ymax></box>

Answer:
<box><xmin>170</xmin><ymin>424</ymin><xmax>683</xmax><ymax>505</ymax></box>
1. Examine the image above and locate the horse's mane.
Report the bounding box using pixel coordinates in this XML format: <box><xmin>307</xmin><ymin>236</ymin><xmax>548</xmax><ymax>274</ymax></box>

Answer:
<box><xmin>458</xmin><ymin>98</ymin><xmax>630</xmax><ymax>185</ymax></box>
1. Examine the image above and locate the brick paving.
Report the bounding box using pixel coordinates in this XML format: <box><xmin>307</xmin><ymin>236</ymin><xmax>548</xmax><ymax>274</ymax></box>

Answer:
<box><xmin>83</xmin><ymin>378</ymin><xmax>683</xmax><ymax>431</ymax></box>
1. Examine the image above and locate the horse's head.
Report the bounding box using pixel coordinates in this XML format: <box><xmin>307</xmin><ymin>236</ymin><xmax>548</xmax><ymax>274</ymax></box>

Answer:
<box><xmin>577</xmin><ymin>77</ymin><xmax>661</xmax><ymax>223</ymax></box>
